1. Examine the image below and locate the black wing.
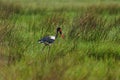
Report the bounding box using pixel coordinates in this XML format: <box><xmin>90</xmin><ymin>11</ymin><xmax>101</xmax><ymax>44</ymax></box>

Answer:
<box><xmin>38</xmin><ymin>36</ymin><xmax>55</xmax><ymax>44</ymax></box>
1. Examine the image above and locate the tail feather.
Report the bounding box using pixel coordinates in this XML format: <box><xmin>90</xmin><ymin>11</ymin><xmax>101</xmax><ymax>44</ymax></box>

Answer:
<box><xmin>38</xmin><ymin>40</ymin><xmax>43</xmax><ymax>43</ymax></box>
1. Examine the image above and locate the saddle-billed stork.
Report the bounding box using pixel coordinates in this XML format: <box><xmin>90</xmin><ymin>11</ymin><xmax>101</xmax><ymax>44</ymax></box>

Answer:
<box><xmin>38</xmin><ymin>27</ymin><xmax>64</xmax><ymax>46</ymax></box>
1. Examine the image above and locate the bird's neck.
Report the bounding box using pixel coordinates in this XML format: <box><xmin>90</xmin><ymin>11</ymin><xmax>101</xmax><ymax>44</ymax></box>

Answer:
<box><xmin>55</xmin><ymin>32</ymin><xmax>58</xmax><ymax>38</ymax></box>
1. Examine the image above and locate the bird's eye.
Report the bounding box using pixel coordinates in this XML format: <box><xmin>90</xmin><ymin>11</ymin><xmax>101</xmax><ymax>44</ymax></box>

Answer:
<box><xmin>59</xmin><ymin>29</ymin><xmax>62</xmax><ymax>32</ymax></box>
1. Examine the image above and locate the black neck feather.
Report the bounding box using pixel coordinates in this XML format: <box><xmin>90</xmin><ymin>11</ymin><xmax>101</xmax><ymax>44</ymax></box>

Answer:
<box><xmin>55</xmin><ymin>31</ymin><xmax>58</xmax><ymax>38</ymax></box>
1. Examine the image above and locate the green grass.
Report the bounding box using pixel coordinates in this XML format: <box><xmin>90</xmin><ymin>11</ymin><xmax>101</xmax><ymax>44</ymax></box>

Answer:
<box><xmin>0</xmin><ymin>0</ymin><xmax>120</xmax><ymax>80</ymax></box>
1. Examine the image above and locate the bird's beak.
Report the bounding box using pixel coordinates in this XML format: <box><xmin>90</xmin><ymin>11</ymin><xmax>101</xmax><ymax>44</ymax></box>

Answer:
<box><xmin>61</xmin><ymin>34</ymin><xmax>64</xmax><ymax>39</ymax></box>
<box><xmin>59</xmin><ymin>29</ymin><xmax>64</xmax><ymax>39</ymax></box>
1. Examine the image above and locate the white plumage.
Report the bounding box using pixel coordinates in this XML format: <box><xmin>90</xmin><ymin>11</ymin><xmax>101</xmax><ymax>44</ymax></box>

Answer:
<box><xmin>50</xmin><ymin>36</ymin><xmax>55</xmax><ymax>40</ymax></box>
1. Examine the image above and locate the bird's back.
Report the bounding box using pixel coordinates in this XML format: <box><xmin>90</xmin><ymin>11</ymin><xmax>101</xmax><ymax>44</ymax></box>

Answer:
<box><xmin>38</xmin><ymin>36</ymin><xmax>55</xmax><ymax>45</ymax></box>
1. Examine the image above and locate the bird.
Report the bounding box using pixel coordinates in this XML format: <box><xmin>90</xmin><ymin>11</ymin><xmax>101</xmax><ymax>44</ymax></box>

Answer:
<box><xmin>38</xmin><ymin>27</ymin><xmax>64</xmax><ymax>46</ymax></box>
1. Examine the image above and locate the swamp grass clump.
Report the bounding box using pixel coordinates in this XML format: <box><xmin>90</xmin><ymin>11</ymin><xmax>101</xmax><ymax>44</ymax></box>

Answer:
<box><xmin>86</xmin><ymin>4</ymin><xmax>120</xmax><ymax>14</ymax></box>
<box><xmin>69</xmin><ymin>11</ymin><xmax>120</xmax><ymax>42</ymax></box>
<box><xmin>69</xmin><ymin>12</ymin><xmax>106</xmax><ymax>41</ymax></box>
<box><xmin>0</xmin><ymin>0</ymin><xmax>120</xmax><ymax>80</ymax></box>
<box><xmin>0</xmin><ymin>1</ymin><xmax>22</xmax><ymax>19</ymax></box>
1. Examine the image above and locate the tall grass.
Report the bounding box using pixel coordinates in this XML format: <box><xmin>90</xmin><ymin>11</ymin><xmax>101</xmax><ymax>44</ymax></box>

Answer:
<box><xmin>0</xmin><ymin>0</ymin><xmax>120</xmax><ymax>80</ymax></box>
<box><xmin>0</xmin><ymin>1</ymin><xmax>22</xmax><ymax>19</ymax></box>
<box><xmin>69</xmin><ymin>12</ymin><xmax>120</xmax><ymax>41</ymax></box>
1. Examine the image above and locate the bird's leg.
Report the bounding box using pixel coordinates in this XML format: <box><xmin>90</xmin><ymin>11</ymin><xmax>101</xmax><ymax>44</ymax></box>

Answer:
<box><xmin>48</xmin><ymin>45</ymin><xmax>50</xmax><ymax>54</ymax></box>
<box><xmin>45</xmin><ymin>45</ymin><xmax>50</xmax><ymax>61</ymax></box>
<box><xmin>41</xmin><ymin>45</ymin><xmax>46</xmax><ymax>53</ymax></box>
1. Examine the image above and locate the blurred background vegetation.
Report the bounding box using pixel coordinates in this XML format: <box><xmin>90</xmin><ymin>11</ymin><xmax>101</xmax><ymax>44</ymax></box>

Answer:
<box><xmin>0</xmin><ymin>0</ymin><xmax>120</xmax><ymax>80</ymax></box>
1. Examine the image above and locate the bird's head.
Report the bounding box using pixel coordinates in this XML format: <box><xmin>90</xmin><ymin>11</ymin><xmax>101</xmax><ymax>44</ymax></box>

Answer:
<box><xmin>57</xmin><ymin>27</ymin><xmax>64</xmax><ymax>39</ymax></box>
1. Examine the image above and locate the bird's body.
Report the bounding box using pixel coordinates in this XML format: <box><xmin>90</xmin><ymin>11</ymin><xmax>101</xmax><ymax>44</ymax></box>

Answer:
<box><xmin>38</xmin><ymin>36</ymin><xmax>55</xmax><ymax>45</ymax></box>
<box><xmin>38</xmin><ymin>27</ymin><xmax>64</xmax><ymax>46</ymax></box>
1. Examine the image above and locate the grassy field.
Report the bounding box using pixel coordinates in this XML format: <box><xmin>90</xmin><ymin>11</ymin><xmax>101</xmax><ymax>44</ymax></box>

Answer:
<box><xmin>0</xmin><ymin>0</ymin><xmax>120</xmax><ymax>80</ymax></box>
